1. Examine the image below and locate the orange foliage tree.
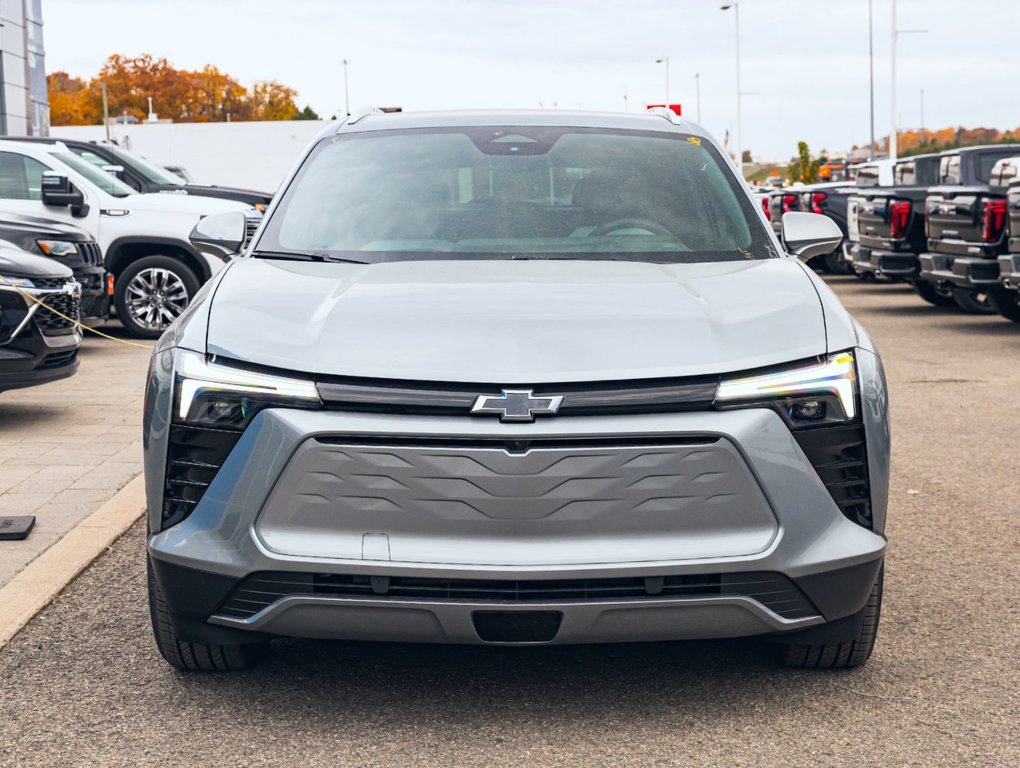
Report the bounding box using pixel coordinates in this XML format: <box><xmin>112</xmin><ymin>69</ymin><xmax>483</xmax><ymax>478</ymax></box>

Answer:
<box><xmin>48</xmin><ymin>54</ymin><xmax>302</xmax><ymax>125</ymax></box>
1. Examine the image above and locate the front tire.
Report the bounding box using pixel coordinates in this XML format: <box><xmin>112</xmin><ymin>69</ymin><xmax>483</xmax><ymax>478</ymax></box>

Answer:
<box><xmin>778</xmin><ymin>567</ymin><xmax>883</xmax><ymax>669</ymax></box>
<box><xmin>147</xmin><ymin>556</ymin><xmax>268</xmax><ymax>671</ymax></box>
<box><xmin>115</xmin><ymin>255</ymin><xmax>200</xmax><ymax>339</ymax></box>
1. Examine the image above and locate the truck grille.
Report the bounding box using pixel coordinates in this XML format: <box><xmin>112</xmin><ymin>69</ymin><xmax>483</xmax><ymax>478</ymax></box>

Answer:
<box><xmin>794</xmin><ymin>423</ymin><xmax>872</xmax><ymax>528</ymax></box>
<box><xmin>78</xmin><ymin>241</ymin><xmax>104</xmax><ymax>267</ymax></box>
<box><xmin>217</xmin><ymin>570</ymin><xmax>818</xmax><ymax>621</ymax></box>
<box><xmin>162</xmin><ymin>425</ymin><xmax>242</xmax><ymax>527</ymax></box>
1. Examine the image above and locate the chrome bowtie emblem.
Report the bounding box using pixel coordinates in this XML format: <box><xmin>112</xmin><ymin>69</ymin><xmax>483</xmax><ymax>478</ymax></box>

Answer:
<box><xmin>471</xmin><ymin>389</ymin><xmax>563</xmax><ymax>422</ymax></box>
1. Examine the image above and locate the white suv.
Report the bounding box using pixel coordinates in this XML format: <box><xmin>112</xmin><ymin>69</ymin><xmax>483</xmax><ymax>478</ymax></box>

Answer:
<box><xmin>0</xmin><ymin>140</ymin><xmax>253</xmax><ymax>338</ymax></box>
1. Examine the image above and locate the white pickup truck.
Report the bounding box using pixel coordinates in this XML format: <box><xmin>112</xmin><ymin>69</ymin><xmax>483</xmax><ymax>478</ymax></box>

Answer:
<box><xmin>0</xmin><ymin>140</ymin><xmax>254</xmax><ymax>338</ymax></box>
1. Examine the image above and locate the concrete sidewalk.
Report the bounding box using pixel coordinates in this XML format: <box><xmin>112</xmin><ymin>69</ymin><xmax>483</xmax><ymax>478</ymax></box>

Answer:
<box><xmin>0</xmin><ymin>330</ymin><xmax>152</xmax><ymax>589</ymax></box>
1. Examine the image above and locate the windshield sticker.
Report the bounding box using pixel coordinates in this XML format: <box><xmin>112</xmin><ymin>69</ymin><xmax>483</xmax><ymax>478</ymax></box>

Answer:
<box><xmin>687</xmin><ymin>136</ymin><xmax>702</xmax><ymax>146</ymax></box>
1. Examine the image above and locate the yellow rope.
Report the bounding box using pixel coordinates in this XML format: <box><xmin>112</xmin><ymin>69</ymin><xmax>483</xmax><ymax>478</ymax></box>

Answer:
<box><xmin>0</xmin><ymin>274</ymin><xmax>152</xmax><ymax>349</ymax></box>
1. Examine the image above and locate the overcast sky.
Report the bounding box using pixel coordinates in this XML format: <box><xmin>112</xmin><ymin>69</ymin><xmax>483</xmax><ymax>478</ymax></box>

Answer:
<box><xmin>43</xmin><ymin>0</ymin><xmax>1019</xmax><ymax>162</ymax></box>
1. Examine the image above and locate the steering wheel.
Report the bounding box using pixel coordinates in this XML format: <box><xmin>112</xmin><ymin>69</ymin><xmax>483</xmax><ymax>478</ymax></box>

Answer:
<box><xmin>589</xmin><ymin>218</ymin><xmax>675</xmax><ymax>237</ymax></box>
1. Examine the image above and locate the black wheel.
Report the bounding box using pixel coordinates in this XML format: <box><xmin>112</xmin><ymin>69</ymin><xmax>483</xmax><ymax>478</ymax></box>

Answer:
<box><xmin>115</xmin><ymin>255</ymin><xmax>201</xmax><ymax>339</ymax></box>
<box><xmin>147</xmin><ymin>556</ymin><xmax>268</xmax><ymax>671</ymax></box>
<box><xmin>913</xmin><ymin>279</ymin><xmax>956</xmax><ymax>307</ymax></box>
<box><xmin>778</xmin><ymin>567</ymin><xmax>883</xmax><ymax>669</ymax></box>
<box><xmin>989</xmin><ymin>287</ymin><xmax>1020</xmax><ymax>323</ymax></box>
<box><xmin>951</xmin><ymin>286</ymin><xmax>997</xmax><ymax>315</ymax></box>
<box><xmin>823</xmin><ymin>251</ymin><xmax>852</xmax><ymax>275</ymax></box>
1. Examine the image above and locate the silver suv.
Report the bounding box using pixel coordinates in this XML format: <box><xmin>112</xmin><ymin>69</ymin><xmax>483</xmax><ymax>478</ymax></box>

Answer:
<box><xmin>143</xmin><ymin>110</ymin><xmax>889</xmax><ymax>671</ymax></box>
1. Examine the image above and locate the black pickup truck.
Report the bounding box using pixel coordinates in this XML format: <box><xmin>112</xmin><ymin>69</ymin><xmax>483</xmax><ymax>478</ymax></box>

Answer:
<box><xmin>849</xmin><ymin>153</ymin><xmax>942</xmax><ymax>295</ymax></box>
<box><xmin>0</xmin><ymin>213</ymin><xmax>108</xmax><ymax>322</ymax></box>
<box><xmin>916</xmin><ymin>144</ymin><xmax>1020</xmax><ymax>313</ymax></box>
<box><xmin>992</xmin><ymin>174</ymin><xmax>1020</xmax><ymax>322</ymax></box>
<box><xmin>7</xmin><ymin>138</ymin><xmax>272</xmax><ymax>210</ymax></box>
<box><xmin>767</xmin><ymin>182</ymin><xmax>855</xmax><ymax>272</ymax></box>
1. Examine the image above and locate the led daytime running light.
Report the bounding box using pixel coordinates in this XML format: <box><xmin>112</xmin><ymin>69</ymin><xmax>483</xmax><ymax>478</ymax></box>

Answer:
<box><xmin>716</xmin><ymin>352</ymin><xmax>856</xmax><ymax>420</ymax></box>
<box><xmin>175</xmin><ymin>350</ymin><xmax>320</xmax><ymax>422</ymax></box>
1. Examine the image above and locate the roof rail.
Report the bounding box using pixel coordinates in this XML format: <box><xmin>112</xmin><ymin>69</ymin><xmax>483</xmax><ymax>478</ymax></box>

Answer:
<box><xmin>347</xmin><ymin>107</ymin><xmax>384</xmax><ymax>125</ymax></box>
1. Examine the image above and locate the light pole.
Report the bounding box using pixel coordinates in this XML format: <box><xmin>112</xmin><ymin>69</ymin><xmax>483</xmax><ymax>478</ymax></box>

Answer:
<box><xmin>868</xmin><ymin>0</ymin><xmax>875</xmax><ymax>160</ymax></box>
<box><xmin>695</xmin><ymin>72</ymin><xmax>701</xmax><ymax>122</ymax></box>
<box><xmin>890</xmin><ymin>0</ymin><xmax>927</xmax><ymax>160</ymax></box>
<box><xmin>720</xmin><ymin>3</ymin><xmax>742</xmax><ymax>176</ymax></box>
<box><xmin>342</xmin><ymin>58</ymin><xmax>350</xmax><ymax>117</ymax></box>
<box><xmin>655</xmin><ymin>57</ymin><xmax>670</xmax><ymax>107</ymax></box>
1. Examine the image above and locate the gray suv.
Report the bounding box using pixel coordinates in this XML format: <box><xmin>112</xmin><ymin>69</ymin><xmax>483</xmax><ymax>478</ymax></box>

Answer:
<box><xmin>143</xmin><ymin>110</ymin><xmax>889</xmax><ymax>671</ymax></box>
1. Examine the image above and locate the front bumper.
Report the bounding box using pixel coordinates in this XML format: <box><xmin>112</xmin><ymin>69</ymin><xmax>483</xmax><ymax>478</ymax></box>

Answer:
<box><xmin>0</xmin><ymin>284</ymin><xmax>81</xmax><ymax>392</ymax></box>
<box><xmin>147</xmin><ymin>403</ymin><xmax>888</xmax><ymax>647</ymax></box>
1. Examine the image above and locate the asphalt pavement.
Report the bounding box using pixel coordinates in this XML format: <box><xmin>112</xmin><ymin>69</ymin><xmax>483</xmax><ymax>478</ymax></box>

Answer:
<box><xmin>0</xmin><ymin>276</ymin><xmax>1017</xmax><ymax>767</ymax></box>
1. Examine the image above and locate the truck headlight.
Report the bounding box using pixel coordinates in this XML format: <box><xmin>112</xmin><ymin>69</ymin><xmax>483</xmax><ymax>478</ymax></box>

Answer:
<box><xmin>174</xmin><ymin>350</ymin><xmax>321</xmax><ymax>429</ymax></box>
<box><xmin>36</xmin><ymin>240</ymin><xmax>79</xmax><ymax>257</ymax></box>
<box><xmin>715</xmin><ymin>351</ymin><xmax>857</xmax><ymax>427</ymax></box>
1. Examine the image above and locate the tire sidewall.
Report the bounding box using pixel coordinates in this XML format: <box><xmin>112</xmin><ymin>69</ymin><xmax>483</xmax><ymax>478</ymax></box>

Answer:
<box><xmin>115</xmin><ymin>255</ymin><xmax>201</xmax><ymax>339</ymax></box>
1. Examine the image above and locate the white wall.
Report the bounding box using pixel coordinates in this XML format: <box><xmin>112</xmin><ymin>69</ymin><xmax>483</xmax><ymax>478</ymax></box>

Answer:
<box><xmin>50</xmin><ymin>120</ymin><xmax>332</xmax><ymax>192</ymax></box>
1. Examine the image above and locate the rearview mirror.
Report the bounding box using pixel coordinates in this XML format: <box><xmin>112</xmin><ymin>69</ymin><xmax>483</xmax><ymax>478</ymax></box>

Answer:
<box><xmin>189</xmin><ymin>211</ymin><xmax>250</xmax><ymax>261</ymax></box>
<box><xmin>41</xmin><ymin>172</ymin><xmax>85</xmax><ymax>209</ymax></box>
<box><xmin>781</xmin><ymin>211</ymin><xmax>843</xmax><ymax>261</ymax></box>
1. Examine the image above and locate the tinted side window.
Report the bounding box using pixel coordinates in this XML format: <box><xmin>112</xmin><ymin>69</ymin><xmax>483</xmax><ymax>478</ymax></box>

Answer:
<box><xmin>939</xmin><ymin>155</ymin><xmax>961</xmax><ymax>185</ymax></box>
<box><xmin>894</xmin><ymin>162</ymin><xmax>915</xmax><ymax>185</ymax></box>
<box><xmin>0</xmin><ymin>151</ymin><xmax>49</xmax><ymax>200</ymax></box>
<box><xmin>977</xmin><ymin>152</ymin><xmax>1017</xmax><ymax>184</ymax></box>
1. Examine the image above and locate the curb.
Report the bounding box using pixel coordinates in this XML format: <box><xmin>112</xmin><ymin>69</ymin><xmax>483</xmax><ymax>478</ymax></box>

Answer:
<box><xmin>0</xmin><ymin>473</ymin><xmax>146</xmax><ymax>651</ymax></box>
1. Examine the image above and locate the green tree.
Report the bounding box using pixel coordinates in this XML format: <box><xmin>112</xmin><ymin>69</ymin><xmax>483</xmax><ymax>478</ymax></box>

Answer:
<box><xmin>293</xmin><ymin>105</ymin><xmax>320</xmax><ymax>120</ymax></box>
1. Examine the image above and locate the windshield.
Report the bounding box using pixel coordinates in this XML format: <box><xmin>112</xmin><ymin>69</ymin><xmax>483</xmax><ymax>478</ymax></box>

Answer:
<box><xmin>258</xmin><ymin>127</ymin><xmax>772</xmax><ymax>263</ymax></box>
<box><xmin>52</xmin><ymin>151</ymin><xmax>135</xmax><ymax>197</ymax></box>
<box><xmin>106</xmin><ymin>145</ymin><xmax>186</xmax><ymax>186</ymax></box>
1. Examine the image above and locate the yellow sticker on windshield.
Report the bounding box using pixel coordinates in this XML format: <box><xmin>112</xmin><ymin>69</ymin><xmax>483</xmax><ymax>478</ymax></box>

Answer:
<box><xmin>687</xmin><ymin>136</ymin><xmax>702</xmax><ymax>146</ymax></box>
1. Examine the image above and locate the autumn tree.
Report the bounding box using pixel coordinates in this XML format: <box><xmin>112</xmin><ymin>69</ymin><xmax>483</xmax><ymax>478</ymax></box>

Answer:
<box><xmin>47</xmin><ymin>54</ymin><xmax>304</xmax><ymax>125</ymax></box>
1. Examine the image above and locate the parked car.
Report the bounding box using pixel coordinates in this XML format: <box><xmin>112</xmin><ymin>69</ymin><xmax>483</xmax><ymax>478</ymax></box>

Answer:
<box><xmin>10</xmin><ymin>138</ymin><xmax>272</xmax><ymax>210</ymax></box>
<box><xmin>0</xmin><ymin>212</ymin><xmax>108</xmax><ymax>322</ymax></box>
<box><xmin>0</xmin><ymin>140</ymin><xmax>254</xmax><ymax>338</ymax></box>
<box><xmin>847</xmin><ymin>153</ymin><xmax>943</xmax><ymax>297</ymax></box>
<box><xmin>0</xmin><ymin>245</ymin><xmax>80</xmax><ymax>393</ymax></box>
<box><xmin>916</xmin><ymin>144</ymin><xmax>1020</xmax><ymax>313</ymax></box>
<box><xmin>162</xmin><ymin>165</ymin><xmax>194</xmax><ymax>184</ymax></box>
<box><xmin>145</xmin><ymin>110</ymin><xmax>889</xmax><ymax>672</ymax></box>
<box><xmin>992</xmin><ymin>174</ymin><xmax>1020</xmax><ymax>322</ymax></box>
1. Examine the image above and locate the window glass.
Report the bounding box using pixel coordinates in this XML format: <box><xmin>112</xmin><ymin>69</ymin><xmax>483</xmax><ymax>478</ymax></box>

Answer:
<box><xmin>976</xmin><ymin>151</ymin><xmax>1018</xmax><ymax>184</ymax></box>
<box><xmin>939</xmin><ymin>155</ymin><xmax>961</xmax><ymax>185</ymax></box>
<box><xmin>50</xmin><ymin>151</ymin><xmax>135</xmax><ymax>197</ymax></box>
<box><xmin>0</xmin><ymin>151</ymin><xmax>50</xmax><ymax>200</ymax></box>
<box><xmin>894</xmin><ymin>162</ymin><xmax>915</xmax><ymax>185</ymax></box>
<box><xmin>262</xmin><ymin>127</ymin><xmax>770</xmax><ymax>264</ymax></box>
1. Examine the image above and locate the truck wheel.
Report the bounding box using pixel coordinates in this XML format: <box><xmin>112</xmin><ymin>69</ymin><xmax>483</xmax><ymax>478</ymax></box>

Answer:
<box><xmin>147</xmin><ymin>556</ymin><xmax>268</xmax><ymax>672</ymax></box>
<box><xmin>989</xmin><ymin>287</ymin><xmax>1020</xmax><ymax>323</ymax></box>
<box><xmin>823</xmin><ymin>251</ymin><xmax>851</xmax><ymax>275</ymax></box>
<box><xmin>778</xmin><ymin>567</ymin><xmax>883</xmax><ymax>669</ymax></box>
<box><xmin>115</xmin><ymin>255</ymin><xmax>200</xmax><ymax>339</ymax></box>
<box><xmin>913</xmin><ymin>280</ymin><xmax>956</xmax><ymax>307</ymax></box>
<box><xmin>951</xmin><ymin>287</ymin><xmax>997</xmax><ymax>315</ymax></box>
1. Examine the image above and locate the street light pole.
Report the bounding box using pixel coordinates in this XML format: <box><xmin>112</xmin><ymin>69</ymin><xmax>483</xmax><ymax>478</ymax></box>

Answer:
<box><xmin>695</xmin><ymin>72</ymin><xmax>701</xmax><ymax>122</ymax></box>
<box><xmin>868</xmin><ymin>0</ymin><xmax>875</xmax><ymax>160</ymax></box>
<box><xmin>655</xmin><ymin>57</ymin><xmax>670</xmax><ymax>107</ymax></box>
<box><xmin>342</xmin><ymin>58</ymin><xmax>350</xmax><ymax>117</ymax></box>
<box><xmin>721</xmin><ymin>3</ymin><xmax>742</xmax><ymax>176</ymax></box>
<box><xmin>890</xmin><ymin>0</ymin><xmax>927</xmax><ymax>160</ymax></box>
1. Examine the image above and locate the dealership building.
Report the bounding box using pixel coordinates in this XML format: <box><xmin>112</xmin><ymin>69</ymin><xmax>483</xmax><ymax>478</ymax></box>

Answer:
<box><xmin>0</xmin><ymin>0</ymin><xmax>47</xmax><ymax>135</ymax></box>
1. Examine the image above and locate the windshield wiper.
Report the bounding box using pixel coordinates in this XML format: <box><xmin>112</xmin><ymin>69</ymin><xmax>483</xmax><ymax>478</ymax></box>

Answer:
<box><xmin>250</xmin><ymin>250</ymin><xmax>367</xmax><ymax>264</ymax></box>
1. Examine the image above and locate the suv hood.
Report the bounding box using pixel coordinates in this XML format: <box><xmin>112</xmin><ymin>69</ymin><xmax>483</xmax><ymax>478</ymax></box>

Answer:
<box><xmin>0</xmin><ymin>246</ymin><xmax>74</xmax><ymax>280</ymax></box>
<box><xmin>205</xmin><ymin>258</ymin><xmax>827</xmax><ymax>383</ymax></box>
<box><xmin>0</xmin><ymin>212</ymin><xmax>92</xmax><ymax>240</ymax></box>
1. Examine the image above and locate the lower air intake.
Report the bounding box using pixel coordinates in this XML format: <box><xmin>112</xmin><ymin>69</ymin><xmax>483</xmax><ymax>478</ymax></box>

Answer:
<box><xmin>473</xmin><ymin>611</ymin><xmax>562</xmax><ymax>642</ymax></box>
<box><xmin>795</xmin><ymin>423</ymin><xmax>872</xmax><ymax>528</ymax></box>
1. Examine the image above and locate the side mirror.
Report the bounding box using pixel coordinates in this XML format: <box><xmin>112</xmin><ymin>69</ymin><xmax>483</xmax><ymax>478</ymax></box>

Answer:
<box><xmin>189</xmin><ymin>211</ymin><xmax>249</xmax><ymax>261</ymax></box>
<box><xmin>41</xmin><ymin>171</ymin><xmax>85</xmax><ymax>209</ymax></box>
<box><xmin>781</xmin><ymin>211</ymin><xmax>843</xmax><ymax>261</ymax></box>
<box><xmin>101</xmin><ymin>164</ymin><xmax>126</xmax><ymax>180</ymax></box>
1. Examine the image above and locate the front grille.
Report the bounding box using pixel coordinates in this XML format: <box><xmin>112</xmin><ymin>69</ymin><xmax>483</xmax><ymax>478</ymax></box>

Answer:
<box><xmin>78</xmin><ymin>241</ymin><xmax>104</xmax><ymax>267</ymax></box>
<box><xmin>34</xmin><ymin>291</ymin><xmax>80</xmax><ymax>334</ymax></box>
<box><xmin>794</xmin><ymin>423</ymin><xmax>872</xmax><ymax>528</ymax></box>
<box><xmin>29</xmin><ymin>277</ymin><xmax>72</xmax><ymax>289</ymax></box>
<box><xmin>162</xmin><ymin>425</ymin><xmax>242</xmax><ymax>527</ymax></box>
<box><xmin>216</xmin><ymin>571</ymin><xmax>818</xmax><ymax>621</ymax></box>
<box><xmin>36</xmin><ymin>349</ymin><xmax>77</xmax><ymax>370</ymax></box>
